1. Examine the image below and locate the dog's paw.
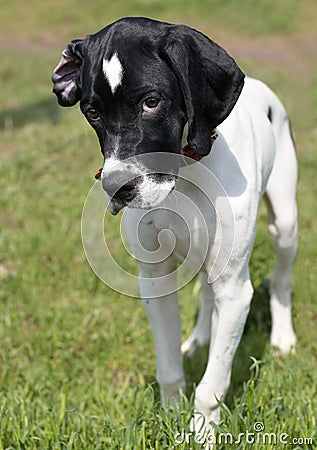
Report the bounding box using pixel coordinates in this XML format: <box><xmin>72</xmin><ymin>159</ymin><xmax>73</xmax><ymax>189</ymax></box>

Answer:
<box><xmin>270</xmin><ymin>331</ymin><xmax>296</xmax><ymax>356</ymax></box>
<box><xmin>181</xmin><ymin>332</ymin><xmax>209</xmax><ymax>358</ymax></box>
<box><xmin>181</xmin><ymin>336</ymin><xmax>201</xmax><ymax>358</ymax></box>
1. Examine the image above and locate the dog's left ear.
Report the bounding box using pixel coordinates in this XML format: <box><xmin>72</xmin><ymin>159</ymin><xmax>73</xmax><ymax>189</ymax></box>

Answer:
<box><xmin>162</xmin><ymin>26</ymin><xmax>245</xmax><ymax>156</ymax></box>
<box><xmin>52</xmin><ymin>39</ymin><xmax>84</xmax><ymax>107</ymax></box>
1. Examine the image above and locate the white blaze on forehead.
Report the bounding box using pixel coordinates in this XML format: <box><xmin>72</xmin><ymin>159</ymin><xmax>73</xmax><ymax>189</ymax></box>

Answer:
<box><xmin>102</xmin><ymin>53</ymin><xmax>123</xmax><ymax>94</ymax></box>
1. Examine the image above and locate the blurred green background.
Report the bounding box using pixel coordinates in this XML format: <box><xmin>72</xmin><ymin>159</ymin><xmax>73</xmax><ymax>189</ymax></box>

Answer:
<box><xmin>0</xmin><ymin>1</ymin><xmax>316</xmax><ymax>448</ymax></box>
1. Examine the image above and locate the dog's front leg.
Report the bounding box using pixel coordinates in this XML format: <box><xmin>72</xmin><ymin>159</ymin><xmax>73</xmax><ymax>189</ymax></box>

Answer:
<box><xmin>139</xmin><ymin>267</ymin><xmax>185</xmax><ymax>404</ymax></box>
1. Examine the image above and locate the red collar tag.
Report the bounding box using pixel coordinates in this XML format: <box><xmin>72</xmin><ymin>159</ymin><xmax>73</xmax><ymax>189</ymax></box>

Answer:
<box><xmin>181</xmin><ymin>145</ymin><xmax>203</xmax><ymax>161</ymax></box>
<box><xmin>181</xmin><ymin>129</ymin><xmax>218</xmax><ymax>161</ymax></box>
<box><xmin>94</xmin><ymin>168</ymin><xmax>103</xmax><ymax>180</ymax></box>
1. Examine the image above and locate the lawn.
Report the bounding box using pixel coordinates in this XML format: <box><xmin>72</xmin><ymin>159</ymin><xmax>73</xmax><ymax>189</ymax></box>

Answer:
<box><xmin>0</xmin><ymin>1</ymin><xmax>316</xmax><ymax>449</ymax></box>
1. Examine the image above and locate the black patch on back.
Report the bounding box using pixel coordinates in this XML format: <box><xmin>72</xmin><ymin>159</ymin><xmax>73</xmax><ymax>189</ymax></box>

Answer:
<box><xmin>267</xmin><ymin>106</ymin><xmax>273</xmax><ymax>123</ymax></box>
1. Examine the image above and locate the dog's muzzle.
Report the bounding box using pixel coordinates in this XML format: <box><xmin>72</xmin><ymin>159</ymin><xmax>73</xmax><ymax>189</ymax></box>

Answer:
<box><xmin>100</xmin><ymin>168</ymin><xmax>140</xmax><ymax>214</ymax></box>
<box><xmin>95</xmin><ymin>132</ymin><xmax>218</xmax><ymax>214</ymax></box>
<box><xmin>102</xmin><ymin>170</ymin><xmax>140</xmax><ymax>201</ymax></box>
<box><xmin>99</xmin><ymin>165</ymin><xmax>176</xmax><ymax>215</ymax></box>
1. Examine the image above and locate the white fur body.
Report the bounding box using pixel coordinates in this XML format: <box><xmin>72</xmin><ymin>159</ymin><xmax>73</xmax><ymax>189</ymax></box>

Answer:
<box><xmin>122</xmin><ymin>77</ymin><xmax>297</xmax><ymax>434</ymax></box>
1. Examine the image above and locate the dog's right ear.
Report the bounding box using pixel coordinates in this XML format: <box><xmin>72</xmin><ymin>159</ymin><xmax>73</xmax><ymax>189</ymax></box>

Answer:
<box><xmin>161</xmin><ymin>26</ymin><xmax>244</xmax><ymax>157</ymax></box>
<box><xmin>52</xmin><ymin>39</ymin><xmax>84</xmax><ymax>107</ymax></box>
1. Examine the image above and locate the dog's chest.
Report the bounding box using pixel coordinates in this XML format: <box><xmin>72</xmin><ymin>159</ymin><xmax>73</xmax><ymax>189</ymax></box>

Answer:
<box><xmin>138</xmin><ymin>201</ymin><xmax>212</xmax><ymax>270</ymax></box>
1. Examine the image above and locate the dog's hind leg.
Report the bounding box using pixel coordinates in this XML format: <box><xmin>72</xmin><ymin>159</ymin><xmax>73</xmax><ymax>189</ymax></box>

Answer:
<box><xmin>181</xmin><ymin>272</ymin><xmax>214</xmax><ymax>357</ymax></box>
<box><xmin>265</xmin><ymin>112</ymin><xmax>297</xmax><ymax>355</ymax></box>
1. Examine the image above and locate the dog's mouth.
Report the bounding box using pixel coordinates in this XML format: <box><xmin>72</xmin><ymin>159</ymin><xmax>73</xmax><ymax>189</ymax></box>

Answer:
<box><xmin>107</xmin><ymin>175</ymin><xmax>176</xmax><ymax>215</ymax></box>
<box><xmin>108</xmin><ymin>197</ymin><xmax>127</xmax><ymax>215</ymax></box>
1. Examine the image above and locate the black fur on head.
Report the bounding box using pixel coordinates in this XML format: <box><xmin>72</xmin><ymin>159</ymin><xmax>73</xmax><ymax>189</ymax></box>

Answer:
<box><xmin>52</xmin><ymin>17</ymin><xmax>244</xmax><ymax>158</ymax></box>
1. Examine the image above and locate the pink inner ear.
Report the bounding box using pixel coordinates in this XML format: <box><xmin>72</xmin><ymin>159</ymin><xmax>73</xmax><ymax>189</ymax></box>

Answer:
<box><xmin>54</xmin><ymin>50</ymin><xmax>69</xmax><ymax>71</ymax></box>
<box><xmin>52</xmin><ymin>48</ymin><xmax>81</xmax><ymax>106</ymax></box>
<box><xmin>53</xmin><ymin>50</ymin><xmax>76</xmax><ymax>82</ymax></box>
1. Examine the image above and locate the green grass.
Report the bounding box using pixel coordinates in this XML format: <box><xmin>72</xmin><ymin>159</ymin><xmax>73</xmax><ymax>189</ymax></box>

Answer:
<box><xmin>0</xmin><ymin>1</ymin><xmax>317</xmax><ymax>449</ymax></box>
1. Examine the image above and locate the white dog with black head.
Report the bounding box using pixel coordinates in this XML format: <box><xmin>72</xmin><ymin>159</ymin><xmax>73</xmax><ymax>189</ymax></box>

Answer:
<box><xmin>52</xmin><ymin>17</ymin><xmax>297</xmax><ymax>439</ymax></box>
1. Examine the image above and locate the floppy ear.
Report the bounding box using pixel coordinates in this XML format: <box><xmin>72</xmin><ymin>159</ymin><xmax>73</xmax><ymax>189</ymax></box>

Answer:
<box><xmin>52</xmin><ymin>39</ymin><xmax>84</xmax><ymax>107</ymax></box>
<box><xmin>162</xmin><ymin>26</ymin><xmax>245</xmax><ymax>156</ymax></box>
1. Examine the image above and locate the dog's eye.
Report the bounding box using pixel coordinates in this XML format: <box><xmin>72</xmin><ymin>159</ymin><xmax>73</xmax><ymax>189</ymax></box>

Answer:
<box><xmin>143</xmin><ymin>97</ymin><xmax>160</xmax><ymax>111</ymax></box>
<box><xmin>86</xmin><ymin>108</ymin><xmax>100</xmax><ymax>121</ymax></box>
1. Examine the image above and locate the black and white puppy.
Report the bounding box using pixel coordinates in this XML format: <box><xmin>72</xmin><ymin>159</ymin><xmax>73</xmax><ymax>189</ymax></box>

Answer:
<box><xmin>52</xmin><ymin>17</ymin><xmax>244</xmax><ymax>214</ymax></box>
<box><xmin>52</xmin><ymin>17</ymin><xmax>297</xmax><ymax>438</ymax></box>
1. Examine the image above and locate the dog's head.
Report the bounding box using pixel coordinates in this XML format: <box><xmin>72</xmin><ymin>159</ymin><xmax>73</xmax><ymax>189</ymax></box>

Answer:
<box><xmin>52</xmin><ymin>17</ymin><xmax>244</xmax><ymax>214</ymax></box>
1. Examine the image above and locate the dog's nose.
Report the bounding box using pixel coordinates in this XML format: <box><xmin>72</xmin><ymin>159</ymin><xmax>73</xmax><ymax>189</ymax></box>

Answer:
<box><xmin>116</xmin><ymin>180</ymin><xmax>138</xmax><ymax>202</ymax></box>
<box><xmin>102</xmin><ymin>170</ymin><xmax>139</xmax><ymax>202</ymax></box>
